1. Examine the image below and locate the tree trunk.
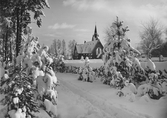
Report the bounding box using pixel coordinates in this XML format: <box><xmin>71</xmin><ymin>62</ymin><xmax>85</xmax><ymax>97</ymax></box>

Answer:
<box><xmin>12</xmin><ymin>18</ymin><xmax>16</xmax><ymax>64</ymax></box>
<box><xmin>19</xmin><ymin>7</ymin><xmax>23</xmax><ymax>53</ymax></box>
<box><xmin>5</xmin><ymin>26</ymin><xmax>8</xmax><ymax>63</ymax></box>
<box><xmin>10</xmin><ymin>40</ymin><xmax>12</xmax><ymax>62</ymax></box>
<box><xmin>2</xmin><ymin>34</ymin><xmax>5</xmax><ymax>62</ymax></box>
<box><xmin>16</xmin><ymin>7</ymin><xmax>20</xmax><ymax>56</ymax></box>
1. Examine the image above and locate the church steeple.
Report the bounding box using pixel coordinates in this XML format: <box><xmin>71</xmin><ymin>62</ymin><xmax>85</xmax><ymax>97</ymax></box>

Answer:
<box><xmin>92</xmin><ymin>25</ymin><xmax>99</xmax><ymax>41</ymax></box>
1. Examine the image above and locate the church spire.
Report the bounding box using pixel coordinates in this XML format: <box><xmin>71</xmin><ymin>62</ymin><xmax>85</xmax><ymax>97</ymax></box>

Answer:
<box><xmin>94</xmin><ymin>25</ymin><xmax>97</xmax><ymax>35</ymax></box>
<box><xmin>92</xmin><ymin>25</ymin><xmax>99</xmax><ymax>41</ymax></box>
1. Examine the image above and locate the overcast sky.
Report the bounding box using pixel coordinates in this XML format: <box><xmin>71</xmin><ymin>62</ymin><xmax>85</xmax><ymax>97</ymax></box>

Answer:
<box><xmin>29</xmin><ymin>0</ymin><xmax>167</xmax><ymax>47</ymax></box>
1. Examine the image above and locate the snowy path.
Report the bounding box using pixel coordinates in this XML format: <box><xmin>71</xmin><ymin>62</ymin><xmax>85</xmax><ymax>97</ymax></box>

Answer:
<box><xmin>57</xmin><ymin>80</ymin><xmax>112</xmax><ymax>118</ymax></box>
<box><xmin>56</xmin><ymin>73</ymin><xmax>150</xmax><ymax>118</ymax></box>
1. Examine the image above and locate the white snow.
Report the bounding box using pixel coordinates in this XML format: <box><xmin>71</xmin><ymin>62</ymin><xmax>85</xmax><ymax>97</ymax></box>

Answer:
<box><xmin>8</xmin><ymin>109</ymin><xmax>26</xmax><ymax>118</ymax></box>
<box><xmin>124</xmin><ymin>80</ymin><xmax>137</xmax><ymax>94</ymax></box>
<box><xmin>0</xmin><ymin>59</ymin><xmax>167</xmax><ymax>118</ymax></box>
<box><xmin>0</xmin><ymin>106</ymin><xmax>7</xmax><ymax>118</ymax></box>
<box><xmin>44</xmin><ymin>99</ymin><xmax>54</xmax><ymax>112</ymax></box>
<box><xmin>145</xmin><ymin>58</ymin><xmax>156</xmax><ymax>71</ymax></box>
<box><xmin>64</xmin><ymin>59</ymin><xmax>167</xmax><ymax>71</ymax></box>
<box><xmin>136</xmin><ymin>84</ymin><xmax>150</xmax><ymax>97</ymax></box>
<box><xmin>0</xmin><ymin>72</ymin><xmax>167</xmax><ymax>118</ymax></box>
<box><xmin>13</xmin><ymin>97</ymin><xmax>19</xmax><ymax>104</ymax></box>
<box><xmin>56</xmin><ymin>73</ymin><xmax>167</xmax><ymax>118</ymax></box>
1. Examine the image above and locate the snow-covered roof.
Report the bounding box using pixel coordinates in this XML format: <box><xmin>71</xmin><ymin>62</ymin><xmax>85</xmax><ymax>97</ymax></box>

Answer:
<box><xmin>76</xmin><ymin>40</ymin><xmax>100</xmax><ymax>54</ymax></box>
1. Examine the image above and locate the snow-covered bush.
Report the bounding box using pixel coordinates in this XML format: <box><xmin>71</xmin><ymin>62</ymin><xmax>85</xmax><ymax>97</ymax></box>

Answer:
<box><xmin>76</xmin><ymin>57</ymin><xmax>97</xmax><ymax>82</ymax></box>
<box><xmin>88</xmin><ymin>71</ymin><xmax>96</xmax><ymax>82</ymax></box>
<box><xmin>0</xmin><ymin>67</ymin><xmax>39</xmax><ymax>118</ymax></box>
<box><xmin>44</xmin><ymin>99</ymin><xmax>58</xmax><ymax>117</ymax></box>
<box><xmin>78</xmin><ymin>67</ymin><xmax>84</xmax><ymax>81</ymax></box>
<box><xmin>136</xmin><ymin>83</ymin><xmax>150</xmax><ymax>97</ymax></box>
<box><xmin>52</xmin><ymin>55</ymin><xmax>65</xmax><ymax>73</ymax></box>
<box><xmin>0</xmin><ymin>26</ymin><xmax>59</xmax><ymax>118</ymax></box>
<box><xmin>124</xmin><ymin>80</ymin><xmax>137</xmax><ymax>94</ymax></box>
<box><xmin>82</xmin><ymin>68</ymin><xmax>88</xmax><ymax>82</ymax></box>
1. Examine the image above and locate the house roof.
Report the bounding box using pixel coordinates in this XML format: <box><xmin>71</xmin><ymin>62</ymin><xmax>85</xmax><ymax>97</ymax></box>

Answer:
<box><xmin>76</xmin><ymin>40</ymin><xmax>100</xmax><ymax>53</ymax></box>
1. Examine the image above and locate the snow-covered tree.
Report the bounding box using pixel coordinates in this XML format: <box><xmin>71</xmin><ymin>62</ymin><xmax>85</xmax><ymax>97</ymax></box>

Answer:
<box><xmin>102</xmin><ymin>17</ymin><xmax>141</xmax><ymax>89</ymax></box>
<box><xmin>0</xmin><ymin>66</ymin><xmax>39</xmax><ymax>118</ymax></box>
<box><xmin>0</xmin><ymin>0</ymin><xmax>50</xmax><ymax>56</ymax></box>
<box><xmin>0</xmin><ymin>26</ymin><xmax>59</xmax><ymax>118</ymax></box>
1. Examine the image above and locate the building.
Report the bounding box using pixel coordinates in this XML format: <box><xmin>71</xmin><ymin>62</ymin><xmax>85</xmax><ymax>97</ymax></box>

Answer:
<box><xmin>73</xmin><ymin>25</ymin><xmax>103</xmax><ymax>59</ymax></box>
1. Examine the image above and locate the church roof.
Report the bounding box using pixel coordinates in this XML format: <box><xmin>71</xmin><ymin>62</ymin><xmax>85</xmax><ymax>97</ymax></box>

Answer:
<box><xmin>76</xmin><ymin>40</ymin><xmax>99</xmax><ymax>54</ymax></box>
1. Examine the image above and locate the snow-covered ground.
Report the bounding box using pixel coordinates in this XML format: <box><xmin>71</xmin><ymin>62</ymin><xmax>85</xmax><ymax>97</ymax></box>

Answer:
<box><xmin>0</xmin><ymin>59</ymin><xmax>166</xmax><ymax>118</ymax></box>
<box><xmin>62</xmin><ymin>59</ymin><xmax>167</xmax><ymax>118</ymax></box>
<box><xmin>56</xmin><ymin>73</ymin><xmax>167</xmax><ymax>118</ymax></box>
<box><xmin>64</xmin><ymin>59</ymin><xmax>167</xmax><ymax>71</ymax></box>
<box><xmin>0</xmin><ymin>72</ymin><xmax>166</xmax><ymax>118</ymax></box>
<box><xmin>57</xmin><ymin>80</ymin><xmax>113</xmax><ymax>118</ymax></box>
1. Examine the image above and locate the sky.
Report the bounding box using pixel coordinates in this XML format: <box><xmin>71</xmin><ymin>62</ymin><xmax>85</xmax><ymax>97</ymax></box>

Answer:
<box><xmin>29</xmin><ymin>0</ymin><xmax>167</xmax><ymax>48</ymax></box>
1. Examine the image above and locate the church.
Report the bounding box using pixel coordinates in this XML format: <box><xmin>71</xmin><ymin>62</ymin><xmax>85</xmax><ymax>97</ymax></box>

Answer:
<box><xmin>73</xmin><ymin>25</ymin><xmax>103</xmax><ymax>59</ymax></box>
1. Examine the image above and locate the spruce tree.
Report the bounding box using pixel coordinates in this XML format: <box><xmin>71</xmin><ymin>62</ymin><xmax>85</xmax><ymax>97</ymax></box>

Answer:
<box><xmin>0</xmin><ymin>64</ymin><xmax>39</xmax><ymax>118</ymax></box>
<box><xmin>103</xmin><ymin>17</ymin><xmax>130</xmax><ymax>88</ymax></box>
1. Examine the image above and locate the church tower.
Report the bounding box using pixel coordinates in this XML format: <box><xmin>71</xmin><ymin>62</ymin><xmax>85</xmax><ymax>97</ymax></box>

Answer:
<box><xmin>92</xmin><ymin>25</ymin><xmax>99</xmax><ymax>41</ymax></box>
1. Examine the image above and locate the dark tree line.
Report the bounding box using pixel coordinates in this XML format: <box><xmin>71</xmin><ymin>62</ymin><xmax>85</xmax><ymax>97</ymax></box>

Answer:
<box><xmin>151</xmin><ymin>42</ymin><xmax>167</xmax><ymax>57</ymax></box>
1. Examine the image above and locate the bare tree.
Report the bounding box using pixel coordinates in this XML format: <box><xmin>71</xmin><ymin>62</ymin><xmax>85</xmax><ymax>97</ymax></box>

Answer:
<box><xmin>61</xmin><ymin>39</ymin><xmax>67</xmax><ymax>57</ymax></box>
<box><xmin>56</xmin><ymin>39</ymin><xmax>62</xmax><ymax>56</ymax></box>
<box><xmin>68</xmin><ymin>39</ymin><xmax>77</xmax><ymax>59</ymax></box>
<box><xmin>139</xmin><ymin>19</ymin><xmax>163</xmax><ymax>58</ymax></box>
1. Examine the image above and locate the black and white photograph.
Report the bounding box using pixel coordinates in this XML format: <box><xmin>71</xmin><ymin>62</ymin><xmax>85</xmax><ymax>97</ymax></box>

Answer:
<box><xmin>0</xmin><ymin>0</ymin><xmax>167</xmax><ymax>118</ymax></box>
